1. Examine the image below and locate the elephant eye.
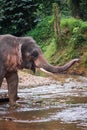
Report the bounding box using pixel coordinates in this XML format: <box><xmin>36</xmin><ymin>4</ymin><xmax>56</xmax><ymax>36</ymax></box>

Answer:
<box><xmin>31</xmin><ymin>50</ymin><xmax>39</xmax><ymax>58</ymax></box>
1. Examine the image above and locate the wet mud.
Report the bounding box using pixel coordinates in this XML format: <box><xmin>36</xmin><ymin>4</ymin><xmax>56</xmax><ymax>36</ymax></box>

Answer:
<box><xmin>0</xmin><ymin>74</ymin><xmax>87</xmax><ymax>130</ymax></box>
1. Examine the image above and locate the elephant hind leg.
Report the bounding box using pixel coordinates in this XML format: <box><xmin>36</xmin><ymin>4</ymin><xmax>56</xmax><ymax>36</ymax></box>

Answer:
<box><xmin>5</xmin><ymin>71</ymin><xmax>18</xmax><ymax>106</ymax></box>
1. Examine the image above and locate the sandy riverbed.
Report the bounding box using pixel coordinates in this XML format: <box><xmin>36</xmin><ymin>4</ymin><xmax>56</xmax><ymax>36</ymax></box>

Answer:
<box><xmin>1</xmin><ymin>70</ymin><xmax>58</xmax><ymax>89</ymax></box>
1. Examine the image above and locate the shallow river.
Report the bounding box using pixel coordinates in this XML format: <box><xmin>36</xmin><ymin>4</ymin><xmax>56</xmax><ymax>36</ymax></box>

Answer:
<box><xmin>0</xmin><ymin>74</ymin><xmax>87</xmax><ymax>130</ymax></box>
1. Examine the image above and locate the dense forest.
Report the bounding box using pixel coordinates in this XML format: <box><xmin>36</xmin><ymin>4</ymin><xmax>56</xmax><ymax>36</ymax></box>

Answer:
<box><xmin>0</xmin><ymin>0</ymin><xmax>87</xmax><ymax>75</ymax></box>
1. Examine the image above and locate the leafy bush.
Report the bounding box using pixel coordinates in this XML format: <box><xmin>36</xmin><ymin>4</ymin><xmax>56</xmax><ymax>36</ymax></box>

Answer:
<box><xmin>0</xmin><ymin>0</ymin><xmax>38</xmax><ymax>36</ymax></box>
<box><xmin>69</xmin><ymin>27</ymin><xmax>86</xmax><ymax>49</ymax></box>
<box><xmin>44</xmin><ymin>38</ymin><xmax>57</xmax><ymax>61</ymax></box>
<box><xmin>60</xmin><ymin>17</ymin><xmax>87</xmax><ymax>50</ymax></box>
<box><xmin>80</xmin><ymin>22</ymin><xmax>87</xmax><ymax>34</ymax></box>
<box><xmin>0</xmin><ymin>0</ymin><xmax>55</xmax><ymax>36</ymax></box>
<box><xmin>61</xmin><ymin>17</ymin><xmax>82</xmax><ymax>33</ymax></box>
<box><xmin>83</xmin><ymin>52</ymin><xmax>87</xmax><ymax>67</ymax></box>
<box><xmin>27</xmin><ymin>16</ymin><xmax>54</xmax><ymax>46</ymax></box>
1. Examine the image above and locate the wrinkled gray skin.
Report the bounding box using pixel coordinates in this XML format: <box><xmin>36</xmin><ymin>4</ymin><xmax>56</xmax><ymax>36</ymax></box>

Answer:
<box><xmin>0</xmin><ymin>34</ymin><xmax>79</xmax><ymax>107</ymax></box>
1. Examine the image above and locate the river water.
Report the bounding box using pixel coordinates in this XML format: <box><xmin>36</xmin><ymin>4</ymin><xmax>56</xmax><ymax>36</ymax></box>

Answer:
<box><xmin>0</xmin><ymin>74</ymin><xmax>87</xmax><ymax>130</ymax></box>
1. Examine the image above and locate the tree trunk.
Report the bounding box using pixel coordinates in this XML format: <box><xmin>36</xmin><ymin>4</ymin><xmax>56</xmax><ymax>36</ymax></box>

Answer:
<box><xmin>53</xmin><ymin>3</ymin><xmax>60</xmax><ymax>38</ymax></box>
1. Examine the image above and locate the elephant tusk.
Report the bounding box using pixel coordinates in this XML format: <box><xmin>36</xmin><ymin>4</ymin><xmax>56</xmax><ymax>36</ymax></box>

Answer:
<box><xmin>40</xmin><ymin>68</ymin><xmax>52</xmax><ymax>74</ymax></box>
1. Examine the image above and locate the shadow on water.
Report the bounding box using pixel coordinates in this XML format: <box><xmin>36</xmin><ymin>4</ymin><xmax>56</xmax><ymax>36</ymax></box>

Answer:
<box><xmin>0</xmin><ymin>74</ymin><xmax>87</xmax><ymax>130</ymax></box>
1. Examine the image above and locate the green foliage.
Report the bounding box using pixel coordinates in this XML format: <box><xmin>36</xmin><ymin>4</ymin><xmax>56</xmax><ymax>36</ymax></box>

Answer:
<box><xmin>69</xmin><ymin>0</ymin><xmax>87</xmax><ymax>20</ymax></box>
<box><xmin>0</xmin><ymin>0</ymin><xmax>55</xmax><ymax>36</ymax></box>
<box><xmin>83</xmin><ymin>52</ymin><xmax>87</xmax><ymax>67</ymax></box>
<box><xmin>34</xmin><ymin>0</ymin><xmax>54</xmax><ymax>19</ymax></box>
<box><xmin>60</xmin><ymin>17</ymin><xmax>87</xmax><ymax>50</ymax></box>
<box><xmin>69</xmin><ymin>27</ymin><xmax>86</xmax><ymax>49</ymax></box>
<box><xmin>27</xmin><ymin>16</ymin><xmax>54</xmax><ymax>46</ymax></box>
<box><xmin>80</xmin><ymin>0</ymin><xmax>87</xmax><ymax>20</ymax></box>
<box><xmin>61</xmin><ymin>17</ymin><xmax>82</xmax><ymax>32</ymax></box>
<box><xmin>69</xmin><ymin>0</ymin><xmax>80</xmax><ymax>18</ymax></box>
<box><xmin>59</xmin><ymin>0</ymin><xmax>71</xmax><ymax>16</ymax></box>
<box><xmin>80</xmin><ymin>22</ymin><xmax>87</xmax><ymax>33</ymax></box>
<box><xmin>0</xmin><ymin>0</ymin><xmax>38</xmax><ymax>36</ymax></box>
<box><xmin>1</xmin><ymin>0</ymin><xmax>87</xmax><ymax>36</ymax></box>
<box><xmin>44</xmin><ymin>38</ymin><xmax>57</xmax><ymax>62</ymax></box>
<box><xmin>50</xmin><ymin>17</ymin><xmax>87</xmax><ymax>64</ymax></box>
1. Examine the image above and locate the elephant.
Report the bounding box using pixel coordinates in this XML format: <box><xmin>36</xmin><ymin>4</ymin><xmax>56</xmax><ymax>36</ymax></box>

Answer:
<box><xmin>0</xmin><ymin>34</ymin><xmax>79</xmax><ymax>107</ymax></box>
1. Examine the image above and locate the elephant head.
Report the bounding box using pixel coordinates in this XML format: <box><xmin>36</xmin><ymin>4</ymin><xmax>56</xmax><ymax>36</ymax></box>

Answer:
<box><xmin>21</xmin><ymin>37</ymin><xmax>79</xmax><ymax>74</ymax></box>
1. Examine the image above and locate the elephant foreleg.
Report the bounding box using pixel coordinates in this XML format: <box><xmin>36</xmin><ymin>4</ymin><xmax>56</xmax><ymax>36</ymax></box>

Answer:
<box><xmin>0</xmin><ymin>65</ymin><xmax>6</xmax><ymax>88</ymax></box>
<box><xmin>5</xmin><ymin>71</ymin><xmax>18</xmax><ymax>106</ymax></box>
<box><xmin>0</xmin><ymin>77</ymin><xmax>3</xmax><ymax>88</ymax></box>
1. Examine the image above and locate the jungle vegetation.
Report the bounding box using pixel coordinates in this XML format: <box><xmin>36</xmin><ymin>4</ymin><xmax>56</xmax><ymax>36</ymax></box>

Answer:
<box><xmin>0</xmin><ymin>0</ymin><xmax>87</xmax><ymax>73</ymax></box>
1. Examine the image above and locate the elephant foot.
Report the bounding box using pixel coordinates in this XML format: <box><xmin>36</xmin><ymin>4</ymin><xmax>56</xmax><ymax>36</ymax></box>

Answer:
<box><xmin>9</xmin><ymin>102</ymin><xmax>21</xmax><ymax>110</ymax></box>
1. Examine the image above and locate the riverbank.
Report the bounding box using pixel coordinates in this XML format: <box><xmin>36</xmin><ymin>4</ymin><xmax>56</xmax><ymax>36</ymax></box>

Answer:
<box><xmin>1</xmin><ymin>70</ymin><xmax>59</xmax><ymax>90</ymax></box>
<box><xmin>1</xmin><ymin>68</ymin><xmax>87</xmax><ymax>101</ymax></box>
<box><xmin>1</xmin><ymin>65</ymin><xmax>87</xmax><ymax>90</ymax></box>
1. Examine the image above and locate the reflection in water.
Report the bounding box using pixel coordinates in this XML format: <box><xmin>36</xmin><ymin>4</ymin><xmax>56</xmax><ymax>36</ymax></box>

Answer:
<box><xmin>0</xmin><ymin>74</ymin><xmax>87</xmax><ymax>130</ymax></box>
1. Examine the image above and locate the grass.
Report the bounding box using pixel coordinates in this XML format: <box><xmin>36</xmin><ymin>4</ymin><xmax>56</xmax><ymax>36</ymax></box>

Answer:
<box><xmin>44</xmin><ymin>38</ymin><xmax>57</xmax><ymax>62</ymax></box>
<box><xmin>26</xmin><ymin>16</ymin><xmax>54</xmax><ymax>47</ymax></box>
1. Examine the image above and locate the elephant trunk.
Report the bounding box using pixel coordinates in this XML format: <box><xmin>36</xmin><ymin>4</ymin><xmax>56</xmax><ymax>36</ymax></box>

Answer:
<box><xmin>34</xmin><ymin>54</ymin><xmax>79</xmax><ymax>73</ymax></box>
